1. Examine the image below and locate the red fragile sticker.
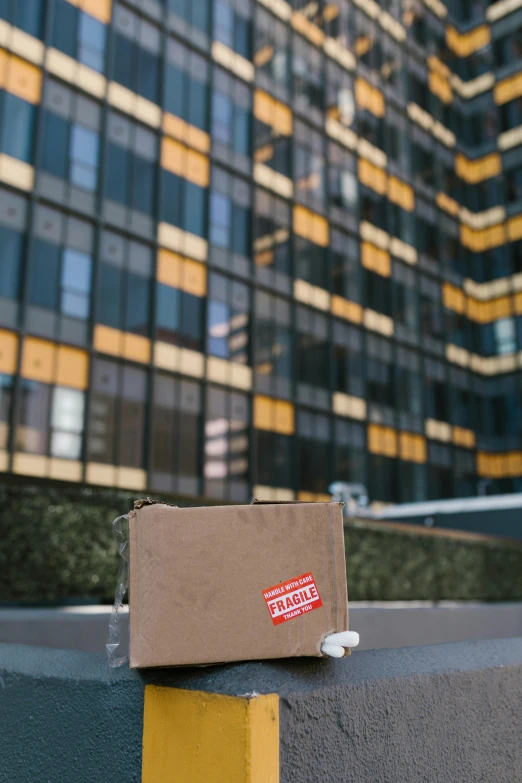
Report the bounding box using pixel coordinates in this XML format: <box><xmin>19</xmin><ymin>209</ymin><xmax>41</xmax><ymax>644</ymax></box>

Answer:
<box><xmin>262</xmin><ymin>572</ymin><xmax>323</xmax><ymax>626</ymax></box>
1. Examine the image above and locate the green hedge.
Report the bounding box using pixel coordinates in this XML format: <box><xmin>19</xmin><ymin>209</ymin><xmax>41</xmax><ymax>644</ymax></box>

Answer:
<box><xmin>346</xmin><ymin>519</ymin><xmax>522</xmax><ymax>602</ymax></box>
<box><xmin>1</xmin><ymin>482</ymin><xmax>522</xmax><ymax>603</ymax></box>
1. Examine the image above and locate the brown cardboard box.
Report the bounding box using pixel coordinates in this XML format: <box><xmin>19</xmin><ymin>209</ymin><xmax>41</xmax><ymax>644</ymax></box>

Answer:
<box><xmin>129</xmin><ymin>500</ymin><xmax>348</xmax><ymax>668</ymax></box>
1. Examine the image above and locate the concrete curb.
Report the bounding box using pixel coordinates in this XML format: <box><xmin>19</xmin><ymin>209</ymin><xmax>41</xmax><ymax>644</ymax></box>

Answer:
<box><xmin>1</xmin><ymin>638</ymin><xmax>521</xmax><ymax>782</ymax></box>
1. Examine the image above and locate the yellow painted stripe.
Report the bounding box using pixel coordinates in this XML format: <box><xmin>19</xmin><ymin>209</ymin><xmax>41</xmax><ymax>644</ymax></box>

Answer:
<box><xmin>142</xmin><ymin>686</ymin><xmax>279</xmax><ymax>783</ymax></box>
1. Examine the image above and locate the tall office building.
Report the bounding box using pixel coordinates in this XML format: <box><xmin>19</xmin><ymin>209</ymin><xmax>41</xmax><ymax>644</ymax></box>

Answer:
<box><xmin>0</xmin><ymin>0</ymin><xmax>522</xmax><ymax>506</ymax></box>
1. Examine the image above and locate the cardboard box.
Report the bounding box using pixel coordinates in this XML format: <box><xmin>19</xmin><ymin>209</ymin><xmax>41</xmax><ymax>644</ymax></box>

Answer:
<box><xmin>129</xmin><ymin>499</ymin><xmax>348</xmax><ymax>668</ymax></box>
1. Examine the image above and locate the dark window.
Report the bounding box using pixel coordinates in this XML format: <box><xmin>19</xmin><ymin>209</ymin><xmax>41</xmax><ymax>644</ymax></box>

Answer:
<box><xmin>0</xmin><ymin>226</ymin><xmax>24</xmax><ymax>301</ymax></box>
<box><xmin>255</xmin><ymin>430</ymin><xmax>292</xmax><ymax>488</ymax></box>
<box><xmin>204</xmin><ymin>386</ymin><xmax>250</xmax><ymax>502</ymax></box>
<box><xmin>0</xmin><ymin>0</ymin><xmax>44</xmax><ymax>38</ymax></box>
<box><xmin>213</xmin><ymin>0</ymin><xmax>251</xmax><ymax>59</ymax></box>
<box><xmin>333</xmin><ymin>321</ymin><xmax>364</xmax><ymax>398</ymax></box>
<box><xmin>167</xmin><ymin>0</ymin><xmax>210</xmax><ymax>34</ymax></box>
<box><xmin>96</xmin><ymin>232</ymin><xmax>152</xmax><ymax>336</ymax></box>
<box><xmin>0</xmin><ymin>373</ymin><xmax>13</xmax><ymax>449</ymax></box>
<box><xmin>334</xmin><ymin>419</ymin><xmax>366</xmax><ymax>485</ymax></box>
<box><xmin>112</xmin><ymin>4</ymin><xmax>160</xmax><ymax>103</ymax></box>
<box><xmin>207</xmin><ymin>272</ymin><xmax>250</xmax><ymax>363</ymax></box>
<box><xmin>51</xmin><ymin>0</ymin><xmax>106</xmax><ymax>71</ymax></box>
<box><xmin>254</xmin><ymin>7</ymin><xmax>291</xmax><ymax>94</ymax></box>
<box><xmin>297</xmin><ymin>410</ymin><xmax>330</xmax><ymax>495</ymax></box>
<box><xmin>0</xmin><ymin>93</ymin><xmax>35</xmax><ymax>163</ymax></box>
<box><xmin>296</xmin><ymin>307</ymin><xmax>329</xmax><ymax>390</ymax></box>
<box><xmin>88</xmin><ymin>359</ymin><xmax>146</xmax><ymax>469</ymax></box>
<box><xmin>253</xmin><ymin>189</ymin><xmax>291</xmax><ymax>278</ymax></box>
<box><xmin>330</xmin><ymin>230</ymin><xmax>361</xmax><ymax>302</ymax></box>
<box><xmin>164</xmin><ymin>39</ymin><xmax>209</xmax><ymax>131</ymax></box>
<box><xmin>209</xmin><ymin>168</ymin><xmax>250</xmax><ymax>258</ymax></box>
<box><xmin>150</xmin><ymin>374</ymin><xmax>202</xmax><ymax>495</ymax></box>
<box><xmin>293</xmin><ymin>35</ymin><xmax>323</xmax><ymax>115</ymax></box>
<box><xmin>254</xmin><ymin>290</ymin><xmax>292</xmax><ymax>397</ymax></box>
<box><xmin>294</xmin><ymin>120</ymin><xmax>325</xmax><ymax>210</ymax></box>
<box><xmin>105</xmin><ymin>112</ymin><xmax>156</xmax><ymax>216</ymax></box>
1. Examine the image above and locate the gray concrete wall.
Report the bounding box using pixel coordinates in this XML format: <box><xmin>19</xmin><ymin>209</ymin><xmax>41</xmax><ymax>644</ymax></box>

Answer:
<box><xmin>1</xmin><ymin>638</ymin><xmax>521</xmax><ymax>783</ymax></box>
<box><xmin>0</xmin><ymin>644</ymin><xmax>144</xmax><ymax>783</ymax></box>
<box><xmin>0</xmin><ymin>602</ymin><xmax>521</xmax><ymax>655</ymax></box>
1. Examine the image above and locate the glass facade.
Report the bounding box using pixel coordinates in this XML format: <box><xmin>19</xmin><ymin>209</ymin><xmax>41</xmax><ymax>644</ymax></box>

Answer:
<box><xmin>0</xmin><ymin>0</ymin><xmax>522</xmax><ymax>505</ymax></box>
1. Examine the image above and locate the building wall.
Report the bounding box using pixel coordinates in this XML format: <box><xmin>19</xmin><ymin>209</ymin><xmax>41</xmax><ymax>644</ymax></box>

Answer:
<box><xmin>1</xmin><ymin>0</ymin><xmax>522</xmax><ymax>505</ymax></box>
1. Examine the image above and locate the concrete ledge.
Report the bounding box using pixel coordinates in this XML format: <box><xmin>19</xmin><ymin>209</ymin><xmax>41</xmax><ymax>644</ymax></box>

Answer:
<box><xmin>1</xmin><ymin>602</ymin><xmax>521</xmax><ymax>655</ymax></box>
<box><xmin>1</xmin><ymin>638</ymin><xmax>521</xmax><ymax>782</ymax></box>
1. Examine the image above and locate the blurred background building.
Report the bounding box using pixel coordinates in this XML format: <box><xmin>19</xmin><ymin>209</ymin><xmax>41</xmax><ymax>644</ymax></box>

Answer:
<box><xmin>0</xmin><ymin>0</ymin><xmax>522</xmax><ymax>508</ymax></box>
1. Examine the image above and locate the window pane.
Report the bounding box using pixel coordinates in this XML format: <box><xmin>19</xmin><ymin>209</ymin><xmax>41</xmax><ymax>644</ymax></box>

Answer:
<box><xmin>62</xmin><ymin>248</ymin><xmax>91</xmax><ymax>293</ymax></box>
<box><xmin>78</xmin><ymin>11</ymin><xmax>106</xmax><ymax>72</ymax></box>
<box><xmin>40</xmin><ymin>111</ymin><xmax>69</xmax><ymax>178</ymax></box>
<box><xmin>105</xmin><ymin>143</ymin><xmax>129</xmax><ymax>204</ymax></box>
<box><xmin>2</xmin><ymin>94</ymin><xmax>35</xmax><ymax>163</ymax></box>
<box><xmin>51</xmin><ymin>0</ymin><xmax>77</xmax><ymax>57</ymax></box>
<box><xmin>0</xmin><ymin>373</ymin><xmax>13</xmax><ymax>449</ymax></box>
<box><xmin>70</xmin><ymin>124</ymin><xmax>99</xmax><ymax>169</ymax></box>
<box><xmin>0</xmin><ymin>226</ymin><xmax>23</xmax><ymax>299</ymax></box>
<box><xmin>97</xmin><ymin>262</ymin><xmax>122</xmax><ymax>328</ymax></box>
<box><xmin>28</xmin><ymin>240</ymin><xmax>61</xmax><ymax>310</ymax></box>
<box><xmin>125</xmin><ymin>272</ymin><xmax>150</xmax><ymax>335</ymax></box>
<box><xmin>184</xmin><ymin>182</ymin><xmax>206</xmax><ymax>237</ymax></box>
<box><xmin>208</xmin><ymin>300</ymin><xmax>230</xmax><ymax>358</ymax></box>
<box><xmin>51</xmin><ymin>387</ymin><xmax>84</xmax><ymax>433</ymax></box>
<box><xmin>16</xmin><ymin>380</ymin><xmax>50</xmax><ymax>454</ymax></box>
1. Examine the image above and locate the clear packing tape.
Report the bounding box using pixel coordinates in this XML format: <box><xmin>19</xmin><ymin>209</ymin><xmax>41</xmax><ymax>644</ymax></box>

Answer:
<box><xmin>106</xmin><ymin>514</ymin><xmax>130</xmax><ymax>668</ymax></box>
